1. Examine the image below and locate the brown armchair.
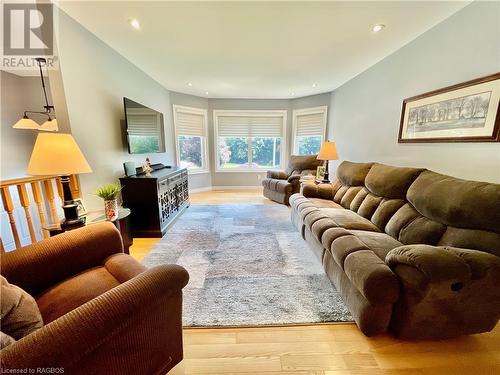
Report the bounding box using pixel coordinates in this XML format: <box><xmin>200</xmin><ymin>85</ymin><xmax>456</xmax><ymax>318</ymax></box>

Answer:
<box><xmin>262</xmin><ymin>155</ymin><xmax>323</xmax><ymax>205</ymax></box>
<box><xmin>0</xmin><ymin>222</ymin><xmax>188</xmax><ymax>375</ymax></box>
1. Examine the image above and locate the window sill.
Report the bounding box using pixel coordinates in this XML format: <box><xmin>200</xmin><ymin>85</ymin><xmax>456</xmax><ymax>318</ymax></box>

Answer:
<box><xmin>215</xmin><ymin>169</ymin><xmax>276</xmax><ymax>173</ymax></box>
<box><xmin>187</xmin><ymin>169</ymin><xmax>210</xmax><ymax>175</ymax></box>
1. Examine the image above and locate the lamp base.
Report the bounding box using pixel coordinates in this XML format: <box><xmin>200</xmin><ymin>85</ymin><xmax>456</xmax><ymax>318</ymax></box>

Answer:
<box><xmin>321</xmin><ymin>160</ymin><xmax>331</xmax><ymax>184</ymax></box>
<box><xmin>60</xmin><ymin>203</ymin><xmax>85</xmax><ymax>230</ymax></box>
<box><xmin>59</xmin><ymin>175</ymin><xmax>85</xmax><ymax>230</ymax></box>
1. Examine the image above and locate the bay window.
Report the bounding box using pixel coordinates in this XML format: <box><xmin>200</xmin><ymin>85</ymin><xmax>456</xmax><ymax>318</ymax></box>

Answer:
<box><xmin>214</xmin><ymin>111</ymin><xmax>286</xmax><ymax>171</ymax></box>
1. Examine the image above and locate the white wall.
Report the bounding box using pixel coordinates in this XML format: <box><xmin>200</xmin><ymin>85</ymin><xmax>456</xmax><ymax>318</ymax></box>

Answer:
<box><xmin>328</xmin><ymin>1</ymin><xmax>500</xmax><ymax>182</ymax></box>
<box><xmin>57</xmin><ymin>10</ymin><xmax>176</xmax><ymax>210</ymax></box>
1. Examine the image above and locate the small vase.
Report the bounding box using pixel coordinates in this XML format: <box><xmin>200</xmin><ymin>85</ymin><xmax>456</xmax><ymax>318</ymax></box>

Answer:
<box><xmin>104</xmin><ymin>199</ymin><xmax>119</xmax><ymax>221</ymax></box>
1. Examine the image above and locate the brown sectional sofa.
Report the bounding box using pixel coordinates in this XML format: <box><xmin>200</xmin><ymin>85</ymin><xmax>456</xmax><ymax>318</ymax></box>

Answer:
<box><xmin>290</xmin><ymin>161</ymin><xmax>500</xmax><ymax>339</ymax></box>
<box><xmin>263</xmin><ymin>155</ymin><xmax>323</xmax><ymax>205</ymax></box>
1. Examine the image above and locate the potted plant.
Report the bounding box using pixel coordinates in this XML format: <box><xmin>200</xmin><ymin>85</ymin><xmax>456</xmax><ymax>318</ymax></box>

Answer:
<box><xmin>96</xmin><ymin>183</ymin><xmax>122</xmax><ymax>221</ymax></box>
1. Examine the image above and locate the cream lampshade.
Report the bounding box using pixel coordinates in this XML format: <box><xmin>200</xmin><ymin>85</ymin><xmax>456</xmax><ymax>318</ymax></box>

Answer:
<box><xmin>13</xmin><ymin>115</ymin><xmax>40</xmax><ymax>130</ymax></box>
<box><xmin>39</xmin><ymin>118</ymin><xmax>59</xmax><ymax>132</ymax></box>
<box><xmin>27</xmin><ymin>133</ymin><xmax>92</xmax><ymax>175</ymax></box>
<box><xmin>317</xmin><ymin>140</ymin><xmax>339</xmax><ymax>183</ymax></box>
<box><xmin>27</xmin><ymin>133</ymin><xmax>92</xmax><ymax>229</ymax></box>
<box><xmin>317</xmin><ymin>140</ymin><xmax>339</xmax><ymax>161</ymax></box>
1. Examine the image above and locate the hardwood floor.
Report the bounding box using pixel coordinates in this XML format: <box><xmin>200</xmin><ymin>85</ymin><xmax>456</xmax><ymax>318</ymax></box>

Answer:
<box><xmin>129</xmin><ymin>188</ymin><xmax>500</xmax><ymax>375</ymax></box>
<box><xmin>189</xmin><ymin>187</ymin><xmax>275</xmax><ymax>205</ymax></box>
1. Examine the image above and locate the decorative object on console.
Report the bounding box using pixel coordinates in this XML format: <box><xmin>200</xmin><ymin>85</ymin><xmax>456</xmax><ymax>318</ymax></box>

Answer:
<box><xmin>12</xmin><ymin>58</ymin><xmax>58</xmax><ymax>132</ymax></box>
<box><xmin>142</xmin><ymin>157</ymin><xmax>153</xmax><ymax>176</ymax></box>
<box><xmin>399</xmin><ymin>72</ymin><xmax>500</xmax><ymax>143</ymax></box>
<box><xmin>27</xmin><ymin>133</ymin><xmax>92</xmax><ymax>230</ymax></box>
<box><xmin>95</xmin><ymin>183</ymin><xmax>122</xmax><ymax>221</ymax></box>
<box><xmin>316</xmin><ymin>140</ymin><xmax>339</xmax><ymax>183</ymax></box>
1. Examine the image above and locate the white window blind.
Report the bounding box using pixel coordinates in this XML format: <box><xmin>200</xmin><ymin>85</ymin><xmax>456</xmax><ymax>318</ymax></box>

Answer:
<box><xmin>217</xmin><ymin>116</ymin><xmax>283</xmax><ymax>137</ymax></box>
<box><xmin>175</xmin><ymin>110</ymin><xmax>205</xmax><ymax>136</ymax></box>
<box><xmin>295</xmin><ymin>112</ymin><xmax>325</xmax><ymax>137</ymax></box>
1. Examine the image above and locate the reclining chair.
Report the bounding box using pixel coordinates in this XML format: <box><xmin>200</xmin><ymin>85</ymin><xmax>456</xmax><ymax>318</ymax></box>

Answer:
<box><xmin>262</xmin><ymin>155</ymin><xmax>322</xmax><ymax>205</ymax></box>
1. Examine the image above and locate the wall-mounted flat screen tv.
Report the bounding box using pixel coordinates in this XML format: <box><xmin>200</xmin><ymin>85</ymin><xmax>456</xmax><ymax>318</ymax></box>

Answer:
<box><xmin>124</xmin><ymin>97</ymin><xmax>166</xmax><ymax>154</ymax></box>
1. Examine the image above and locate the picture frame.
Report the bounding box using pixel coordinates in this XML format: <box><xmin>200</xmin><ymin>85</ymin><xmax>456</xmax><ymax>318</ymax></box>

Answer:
<box><xmin>315</xmin><ymin>166</ymin><xmax>326</xmax><ymax>182</ymax></box>
<box><xmin>398</xmin><ymin>73</ymin><xmax>500</xmax><ymax>143</ymax></box>
<box><xmin>73</xmin><ymin>198</ymin><xmax>88</xmax><ymax>217</ymax></box>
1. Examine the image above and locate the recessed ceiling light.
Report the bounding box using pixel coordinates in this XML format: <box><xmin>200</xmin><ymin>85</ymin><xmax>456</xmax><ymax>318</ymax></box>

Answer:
<box><xmin>312</xmin><ymin>83</ymin><xmax>317</xmax><ymax>88</ymax></box>
<box><xmin>205</xmin><ymin>91</ymin><xmax>209</xmax><ymax>96</ymax></box>
<box><xmin>290</xmin><ymin>92</ymin><xmax>295</xmax><ymax>96</ymax></box>
<box><xmin>187</xmin><ymin>82</ymin><xmax>193</xmax><ymax>87</ymax></box>
<box><xmin>129</xmin><ymin>19</ymin><xmax>141</xmax><ymax>30</ymax></box>
<box><xmin>372</xmin><ymin>24</ymin><xmax>386</xmax><ymax>33</ymax></box>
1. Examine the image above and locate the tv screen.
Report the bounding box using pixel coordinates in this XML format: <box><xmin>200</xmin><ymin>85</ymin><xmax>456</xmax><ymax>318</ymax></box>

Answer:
<box><xmin>124</xmin><ymin>97</ymin><xmax>166</xmax><ymax>154</ymax></box>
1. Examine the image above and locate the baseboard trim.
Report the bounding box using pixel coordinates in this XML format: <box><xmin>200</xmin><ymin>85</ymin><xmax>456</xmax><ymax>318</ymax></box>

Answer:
<box><xmin>189</xmin><ymin>186</ymin><xmax>263</xmax><ymax>193</ymax></box>
<box><xmin>189</xmin><ymin>187</ymin><xmax>213</xmax><ymax>193</ymax></box>
<box><xmin>212</xmin><ymin>186</ymin><xmax>263</xmax><ymax>190</ymax></box>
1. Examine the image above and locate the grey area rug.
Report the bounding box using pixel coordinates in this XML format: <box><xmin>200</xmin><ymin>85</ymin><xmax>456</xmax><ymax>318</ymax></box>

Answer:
<box><xmin>143</xmin><ymin>204</ymin><xmax>353</xmax><ymax>327</ymax></box>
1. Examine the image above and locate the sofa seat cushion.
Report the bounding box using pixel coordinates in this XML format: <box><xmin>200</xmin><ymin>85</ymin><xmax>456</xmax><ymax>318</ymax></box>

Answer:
<box><xmin>348</xmin><ymin>230</ymin><xmax>403</xmax><ymax>261</ymax></box>
<box><xmin>344</xmin><ymin>250</ymin><xmax>400</xmax><ymax>305</ymax></box>
<box><xmin>322</xmin><ymin>233</ymin><xmax>400</xmax><ymax>305</ymax></box>
<box><xmin>36</xmin><ymin>254</ymin><xmax>146</xmax><ymax>324</ymax></box>
<box><xmin>262</xmin><ymin>178</ymin><xmax>293</xmax><ymax>194</ymax></box>
<box><xmin>308</xmin><ymin>198</ymin><xmax>343</xmax><ymax>209</ymax></box>
<box><xmin>319</xmin><ymin>208</ymin><xmax>381</xmax><ymax>232</ymax></box>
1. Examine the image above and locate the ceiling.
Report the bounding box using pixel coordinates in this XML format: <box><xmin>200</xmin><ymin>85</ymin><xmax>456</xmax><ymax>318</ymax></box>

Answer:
<box><xmin>57</xmin><ymin>1</ymin><xmax>469</xmax><ymax>99</ymax></box>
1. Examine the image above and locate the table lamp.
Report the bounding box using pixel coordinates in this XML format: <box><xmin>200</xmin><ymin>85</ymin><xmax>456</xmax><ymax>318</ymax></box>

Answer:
<box><xmin>317</xmin><ymin>140</ymin><xmax>339</xmax><ymax>183</ymax></box>
<box><xmin>27</xmin><ymin>133</ymin><xmax>92</xmax><ymax>229</ymax></box>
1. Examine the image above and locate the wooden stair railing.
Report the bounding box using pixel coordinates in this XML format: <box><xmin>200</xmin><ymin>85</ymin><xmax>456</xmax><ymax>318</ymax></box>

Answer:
<box><xmin>0</xmin><ymin>175</ymin><xmax>80</xmax><ymax>252</ymax></box>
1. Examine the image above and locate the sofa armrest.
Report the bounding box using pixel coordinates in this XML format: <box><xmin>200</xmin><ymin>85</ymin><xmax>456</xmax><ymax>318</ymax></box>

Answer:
<box><xmin>385</xmin><ymin>245</ymin><xmax>500</xmax><ymax>338</ymax></box>
<box><xmin>267</xmin><ymin>170</ymin><xmax>288</xmax><ymax>179</ymax></box>
<box><xmin>287</xmin><ymin>174</ymin><xmax>301</xmax><ymax>183</ymax></box>
<box><xmin>1</xmin><ymin>222</ymin><xmax>124</xmax><ymax>296</ymax></box>
<box><xmin>386</xmin><ymin>245</ymin><xmax>500</xmax><ymax>282</ymax></box>
<box><xmin>0</xmin><ymin>265</ymin><xmax>189</xmax><ymax>374</ymax></box>
<box><xmin>386</xmin><ymin>244</ymin><xmax>500</xmax><ymax>294</ymax></box>
<box><xmin>301</xmin><ymin>182</ymin><xmax>335</xmax><ymax>200</ymax></box>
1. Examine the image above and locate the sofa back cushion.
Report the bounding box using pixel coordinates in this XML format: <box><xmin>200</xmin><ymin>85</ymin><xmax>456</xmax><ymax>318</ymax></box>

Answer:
<box><xmin>365</xmin><ymin>163</ymin><xmax>425</xmax><ymax>199</ymax></box>
<box><xmin>407</xmin><ymin>170</ymin><xmax>500</xmax><ymax>255</ymax></box>
<box><xmin>286</xmin><ymin>154</ymin><xmax>323</xmax><ymax>175</ymax></box>
<box><xmin>334</xmin><ymin>163</ymin><xmax>425</xmax><ymax>235</ymax></box>
<box><xmin>336</xmin><ymin>161</ymin><xmax>373</xmax><ymax>186</ymax></box>
<box><xmin>331</xmin><ymin>161</ymin><xmax>500</xmax><ymax>255</ymax></box>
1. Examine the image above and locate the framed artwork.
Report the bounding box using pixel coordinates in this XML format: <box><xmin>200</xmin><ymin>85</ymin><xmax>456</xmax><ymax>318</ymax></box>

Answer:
<box><xmin>315</xmin><ymin>166</ymin><xmax>325</xmax><ymax>182</ymax></box>
<box><xmin>398</xmin><ymin>73</ymin><xmax>500</xmax><ymax>143</ymax></box>
<box><xmin>73</xmin><ymin>198</ymin><xmax>88</xmax><ymax>217</ymax></box>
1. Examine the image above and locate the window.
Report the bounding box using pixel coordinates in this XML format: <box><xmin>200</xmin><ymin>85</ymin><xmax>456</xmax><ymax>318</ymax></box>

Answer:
<box><xmin>214</xmin><ymin>110</ymin><xmax>286</xmax><ymax>172</ymax></box>
<box><xmin>173</xmin><ymin>105</ymin><xmax>209</xmax><ymax>173</ymax></box>
<box><xmin>292</xmin><ymin>106</ymin><xmax>328</xmax><ymax>155</ymax></box>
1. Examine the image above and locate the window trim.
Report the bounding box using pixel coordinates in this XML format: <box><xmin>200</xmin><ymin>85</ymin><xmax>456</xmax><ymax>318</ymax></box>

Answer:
<box><xmin>291</xmin><ymin>105</ymin><xmax>328</xmax><ymax>155</ymax></box>
<box><xmin>213</xmin><ymin>109</ymin><xmax>287</xmax><ymax>173</ymax></box>
<box><xmin>173</xmin><ymin>104</ymin><xmax>210</xmax><ymax>174</ymax></box>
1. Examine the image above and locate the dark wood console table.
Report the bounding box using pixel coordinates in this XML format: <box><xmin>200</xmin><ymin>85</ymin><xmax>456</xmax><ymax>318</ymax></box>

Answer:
<box><xmin>119</xmin><ymin>167</ymin><xmax>189</xmax><ymax>237</ymax></box>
